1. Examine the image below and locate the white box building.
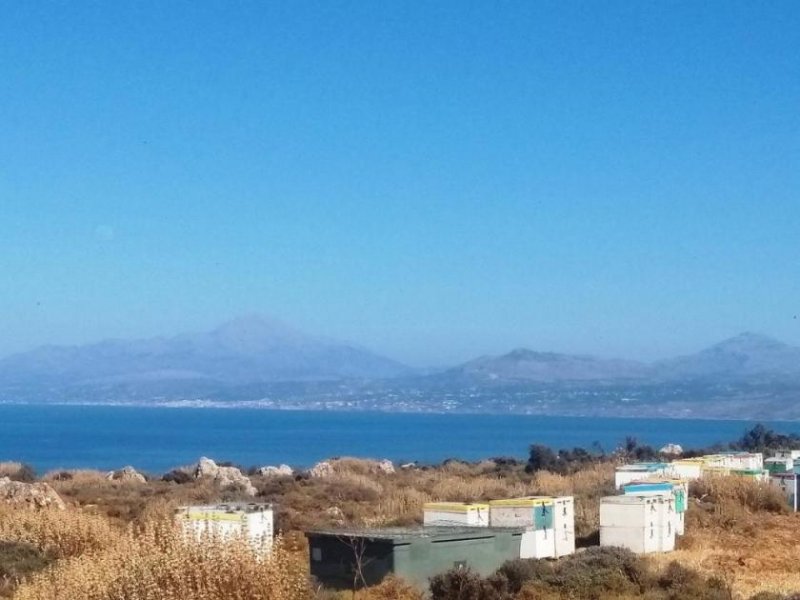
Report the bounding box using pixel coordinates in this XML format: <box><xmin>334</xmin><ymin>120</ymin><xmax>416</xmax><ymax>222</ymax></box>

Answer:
<box><xmin>600</xmin><ymin>495</ymin><xmax>675</xmax><ymax>554</ymax></box>
<box><xmin>423</xmin><ymin>502</ymin><xmax>489</xmax><ymax>527</ymax></box>
<box><xmin>773</xmin><ymin>450</ymin><xmax>800</xmax><ymax>461</ymax></box>
<box><xmin>770</xmin><ymin>473</ymin><xmax>799</xmax><ymax>511</ymax></box>
<box><xmin>670</xmin><ymin>459</ymin><xmax>704</xmax><ymax>481</ymax></box>
<box><xmin>489</xmin><ymin>497</ymin><xmax>558</xmax><ymax>559</ymax></box>
<box><xmin>176</xmin><ymin>503</ymin><xmax>274</xmax><ymax>556</ymax></box>
<box><xmin>614</xmin><ymin>463</ymin><xmax>669</xmax><ymax>489</ymax></box>
<box><xmin>551</xmin><ymin>496</ymin><xmax>576</xmax><ymax>558</ymax></box>
<box><xmin>622</xmin><ymin>480</ymin><xmax>687</xmax><ymax>536</ymax></box>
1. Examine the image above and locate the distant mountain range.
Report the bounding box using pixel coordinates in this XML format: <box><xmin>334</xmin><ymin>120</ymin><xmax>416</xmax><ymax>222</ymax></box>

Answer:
<box><xmin>0</xmin><ymin>316</ymin><xmax>410</xmax><ymax>385</ymax></box>
<box><xmin>449</xmin><ymin>332</ymin><xmax>800</xmax><ymax>384</ymax></box>
<box><xmin>1</xmin><ymin>318</ymin><xmax>799</xmax><ymax>418</ymax></box>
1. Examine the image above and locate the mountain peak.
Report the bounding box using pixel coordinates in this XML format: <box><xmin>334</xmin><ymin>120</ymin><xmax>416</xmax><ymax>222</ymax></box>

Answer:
<box><xmin>711</xmin><ymin>332</ymin><xmax>786</xmax><ymax>352</ymax></box>
<box><xmin>655</xmin><ymin>332</ymin><xmax>800</xmax><ymax>380</ymax></box>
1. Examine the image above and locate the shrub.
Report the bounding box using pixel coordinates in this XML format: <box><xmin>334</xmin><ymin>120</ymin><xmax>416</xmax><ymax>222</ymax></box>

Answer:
<box><xmin>162</xmin><ymin>469</ymin><xmax>193</xmax><ymax>484</ymax></box>
<box><xmin>0</xmin><ymin>541</ymin><xmax>53</xmax><ymax>598</ymax></box>
<box><xmin>0</xmin><ymin>462</ymin><xmax>37</xmax><ymax>483</ymax></box>
<box><xmin>494</xmin><ymin>559</ymin><xmax>553</xmax><ymax>593</ymax></box>
<box><xmin>429</xmin><ymin>567</ymin><xmax>507</xmax><ymax>600</ymax></box>
<box><xmin>656</xmin><ymin>561</ymin><xmax>735</xmax><ymax>600</ymax></box>
<box><xmin>691</xmin><ymin>475</ymin><xmax>788</xmax><ymax>516</ymax></box>
<box><xmin>548</xmin><ymin>546</ymin><xmax>647</xmax><ymax>597</ymax></box>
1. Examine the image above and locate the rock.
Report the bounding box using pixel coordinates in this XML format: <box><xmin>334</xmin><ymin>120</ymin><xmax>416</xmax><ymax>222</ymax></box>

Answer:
<box><xmin>106</xmin><ymin>466</ymin><xmax>146</xmax><ymax>484</ymax></box>
<box><xmin>0</xmin><ymin>477</ymin><xmax>66</xmax><ymax>510</ymax></box>
<box><xmin>325</xmin><ymin>506</ymin><xmax>345</xmax><ymax>524</ymax></box>
<box><xmin>376</xmin><ymin>459</ymin><xmax>395</xmax><ymax>474</ymax></box>
<box><xmin>193</xmin><ymin>457</ymin><xmax>257</xmax><ymax>496</ymax></box>
<box><xmin>257</xmin><ymin>464</ymin><xmax>294</xmax><ymax>477</ymax></box>
<box><xmin>660</xmin><ymin>443</ymin><xmax>684</xmax><ymax>456</ymax></box>
<box><xmin>308</xmin><ymin>461</ymin><xmax>335</xmax><ymax>478</ymax></box>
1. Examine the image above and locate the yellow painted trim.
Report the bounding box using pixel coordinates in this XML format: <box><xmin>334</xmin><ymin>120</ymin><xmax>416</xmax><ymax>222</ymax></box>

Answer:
<box><xmin>423</xmin><ymin>503</ymin><xmax>489</xmax><ymax>512</ymax></box>
<box><xmin>488</xmin><ymin>497</ymin><xmax>554</xmax><ymax>507</ymax></box>
<box><xmin>181</xmin><ymin>512</ymin><xmax>247</xmax><ymax>522</ymax></box>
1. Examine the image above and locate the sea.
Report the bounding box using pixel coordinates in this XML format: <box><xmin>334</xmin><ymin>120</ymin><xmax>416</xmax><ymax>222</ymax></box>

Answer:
<box><xmin>0</xmin><ymin>404</ymin><xmax>797</xmax><ymax>474</ymax></box>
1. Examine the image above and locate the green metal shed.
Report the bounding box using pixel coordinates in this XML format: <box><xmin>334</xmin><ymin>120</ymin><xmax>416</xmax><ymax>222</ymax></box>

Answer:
<box><xmin>306</xmin><ymin>526</ymin><xmax>525</xmax><ymax>590</ymax></box>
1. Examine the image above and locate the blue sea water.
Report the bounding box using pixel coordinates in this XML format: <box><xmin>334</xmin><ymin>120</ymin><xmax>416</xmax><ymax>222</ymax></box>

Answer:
<box><xmin>0</xmin><ymin>404</ymin><xmax>797</xmax><ymax>474</ymax></box>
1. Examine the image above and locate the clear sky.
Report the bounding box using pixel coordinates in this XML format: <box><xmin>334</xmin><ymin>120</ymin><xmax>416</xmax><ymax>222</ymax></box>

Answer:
<box><xmin>1</xmin><ymin>2</ymin><xmax>799</xmax><ymax>366</ymax></box>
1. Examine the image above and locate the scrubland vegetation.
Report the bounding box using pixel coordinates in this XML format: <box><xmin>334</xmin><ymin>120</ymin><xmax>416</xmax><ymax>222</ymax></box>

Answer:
<box><xmin>1</xmin><ymin>426</ymin><xmax>800</xmax><ymax>599</ymax></box>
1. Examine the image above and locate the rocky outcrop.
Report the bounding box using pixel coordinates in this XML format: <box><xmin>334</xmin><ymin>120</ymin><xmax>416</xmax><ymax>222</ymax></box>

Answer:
<box><xmin>308</xmin><ymin>458</ymin><xmax>395</xmax><ymax>478</ymax></box>
<box><xmin>0</xmin><ymin>477</ymin><xmax>66</xmax><ymax>510</ymax></box>
<box><xmin>376</xmin><ymin>459</ymin><xmax>395</xmax><ymax>474</ymax></box>
<box><xmin>193</xmin><ymin>457</ymin><xmax>257</xmax><ymax>496</ymax></box>
<box><xmin>308</xmin><ymin>461</ymin><xmax>334</xmax><ymax>478</ymax></box>
<box><xmin>256</xmin><ymin>464</ymin><xmax>294</xmax><ymax>477</ymax></box>
<box><xmin>660</xmin><ymin>443</ymin><xmax>684</xmax><ymax>456</ymax></box>
<box><xmin>106</xmin><ymin>466</ymin><xmax>146</xmax><ymax>484</ymax></box>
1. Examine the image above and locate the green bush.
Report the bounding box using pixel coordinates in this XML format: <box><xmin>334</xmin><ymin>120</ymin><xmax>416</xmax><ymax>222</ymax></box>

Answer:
<box><xmin>549</xmin><ymin>546</ymin><xmax>648</xmax><ymax>597</ymax></box>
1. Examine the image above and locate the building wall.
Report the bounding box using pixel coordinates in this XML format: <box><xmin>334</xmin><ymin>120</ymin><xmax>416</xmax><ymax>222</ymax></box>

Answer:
<box><xmin>393</xmin><ymin>531</ymin><xmax>522</xmax><ymax>588</ymax></box>
<box><xmin>307</xmin><ymin>536</ymin><xmax>395</xmax><ymax>590</ymax></box>
<box><xmin>307</xmin><ymin>531</ymin><xmax>523</xmax><ymax>590</ymax></box>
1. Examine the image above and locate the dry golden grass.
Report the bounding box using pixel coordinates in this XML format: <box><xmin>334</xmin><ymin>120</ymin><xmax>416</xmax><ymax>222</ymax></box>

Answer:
<box><xmin>12</xmin><ymin>517</ymin><xmax>311</xmax><ymax>600</ymax></box>
<box><xmin>42</xmin><ymin>470</ymin><xmax>109</xmax><ymax>484</ymax></box>
<box><xmin>0</xmin><ymin>506</ymin><xmax>121</xmax><ymax>559</ymax></box>
<box><xmin>647</xmin><ymin>478</ymin><xmax>800</xmax><ymax>598</ymax></box>
<box><xmin>318</xmin><ymin>576</ymin><xmax>423</xmax><ymax>600</ymax></box>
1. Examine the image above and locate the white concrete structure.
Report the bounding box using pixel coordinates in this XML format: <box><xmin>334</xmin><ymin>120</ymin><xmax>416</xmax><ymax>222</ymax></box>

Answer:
<box><xmin>773</xmin><ymin>450</ymin><xmax>800</xmax><ymax>461</ymax></box>
<box><xmin>770</xmin><ymin>473</ymin><xmax>799</xmax><ymax>511</ymax></box>
<box><xmin>423</xmin><ymin>502</ymin><xmax>489</xmax><ymax>527</ymax></box>
<box><xmin>614</xmin><ymin>463</ymin><xmax>669</xmax><ymax>489</ymax></box>
<box><xmin>721</xmin><ymin>452</ymin><xmax>764</xmax><ymax>471</ymax></box>
<box><xmin>600</xmin><ymin>495</ymin><xmax>675</xmax><ymax>554</ymax></box>
<box><xmin>176</xmin><ymin>503</ymin><xmax>274</xmax><ymax>556</ymax></box>
<box><xmin>551</xmin><ymin>496</ymin><xmax>575</xmax><ymax>557</ymax></box>
<box><xmin>670</xmin><ymin>459</ymin><xmax>704</xmax><ymax>480</ymax></box>
<box><xmin>622</xmin><ymin>480</ymin><xmax>687</xmax><ymax>536</ymax></box>
<box><xmin>489</xmin><ymin>497</ymin><xmax>556</xmax><ymax>559</ymax></box>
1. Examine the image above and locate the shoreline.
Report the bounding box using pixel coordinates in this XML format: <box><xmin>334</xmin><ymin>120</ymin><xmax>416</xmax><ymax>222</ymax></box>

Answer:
<box><xmin>1</xmin><ymin>399</ymin><xmax>798</xmax><ymax>422</ymax></box>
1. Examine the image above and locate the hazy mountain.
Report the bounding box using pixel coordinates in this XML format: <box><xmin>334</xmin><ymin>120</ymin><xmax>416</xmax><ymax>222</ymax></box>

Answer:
<box><xmin>447</xmin><ymin>348</ymin><xmax>650</xmax><ymax>383</ymax></box>
<box><xmin>654</xmin><ymin>332</ymin><xmax>800</xmax><ymax>381</ymax></box>
<box><xmin>0</xmin><ymin>316</ymin><xmax>410</xmax><ymax>385</ymax></box>
<box><xmin>2</xmin><ymin>326</ymin><xmax>800</xmax><ymax>419</ymax></box>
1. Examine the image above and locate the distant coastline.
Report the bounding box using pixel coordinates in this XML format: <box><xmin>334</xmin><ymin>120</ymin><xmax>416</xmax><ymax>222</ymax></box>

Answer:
<box><xmin>1</xmin><ymin>397</ymin><xmax>799</xmax><ymax>421</ymax></box>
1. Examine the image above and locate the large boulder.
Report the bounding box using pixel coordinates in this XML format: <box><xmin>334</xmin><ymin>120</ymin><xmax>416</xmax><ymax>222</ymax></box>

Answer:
<box><xmin>193</xmin><ymin>457</ymin><xmax>256</xmax><ymax>496</ymax></box>
<box><xmin>308</xmin><ymin>461</ymin><xmax>335</xmax><ymax>478</ymax></box>
<box><xmin>0</xmin><ymin>477</ymin><xmax>66</xmax><ymax>510</ymax></box>
<box><xmin>106</xmin><ymin>466</ymin><xmax>146</xmax><ymax>484</ymax></box>
<box><xmin>325</xmin><ymin>506</ymin><xmax>345</xmax><ymax>525</ymax></box>
<box><xmin>660</xmin><ymin>443</ymin><xmax>684</xmax><ymax>456</ymax></box>
<box><xmin>256</xmin><ymin>464</ymin><xmax>294</xmax><ymax>478</ymax></box>
<box><xmin>376</xmin><ymin>459</ymin><xmax>395</xmax><ymax>474</ymax></box>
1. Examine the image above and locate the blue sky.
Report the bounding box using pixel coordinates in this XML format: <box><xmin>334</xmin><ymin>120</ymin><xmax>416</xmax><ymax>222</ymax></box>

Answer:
<box><xmin>1</xmin><ymin>1</ymin><xmax>799</xmax><ymax>366</ymax></box>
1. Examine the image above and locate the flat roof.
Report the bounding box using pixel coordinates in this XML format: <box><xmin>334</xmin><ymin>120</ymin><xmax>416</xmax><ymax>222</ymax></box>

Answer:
<box><xmin>306</xmin><ymin>526</ymin><xmax>526</xmax><ymax>542</ymax></box>
<box><xmin>176</xmin><ymin>502</ymin><xmax>273</xmax><ymax>513</ymax></box>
